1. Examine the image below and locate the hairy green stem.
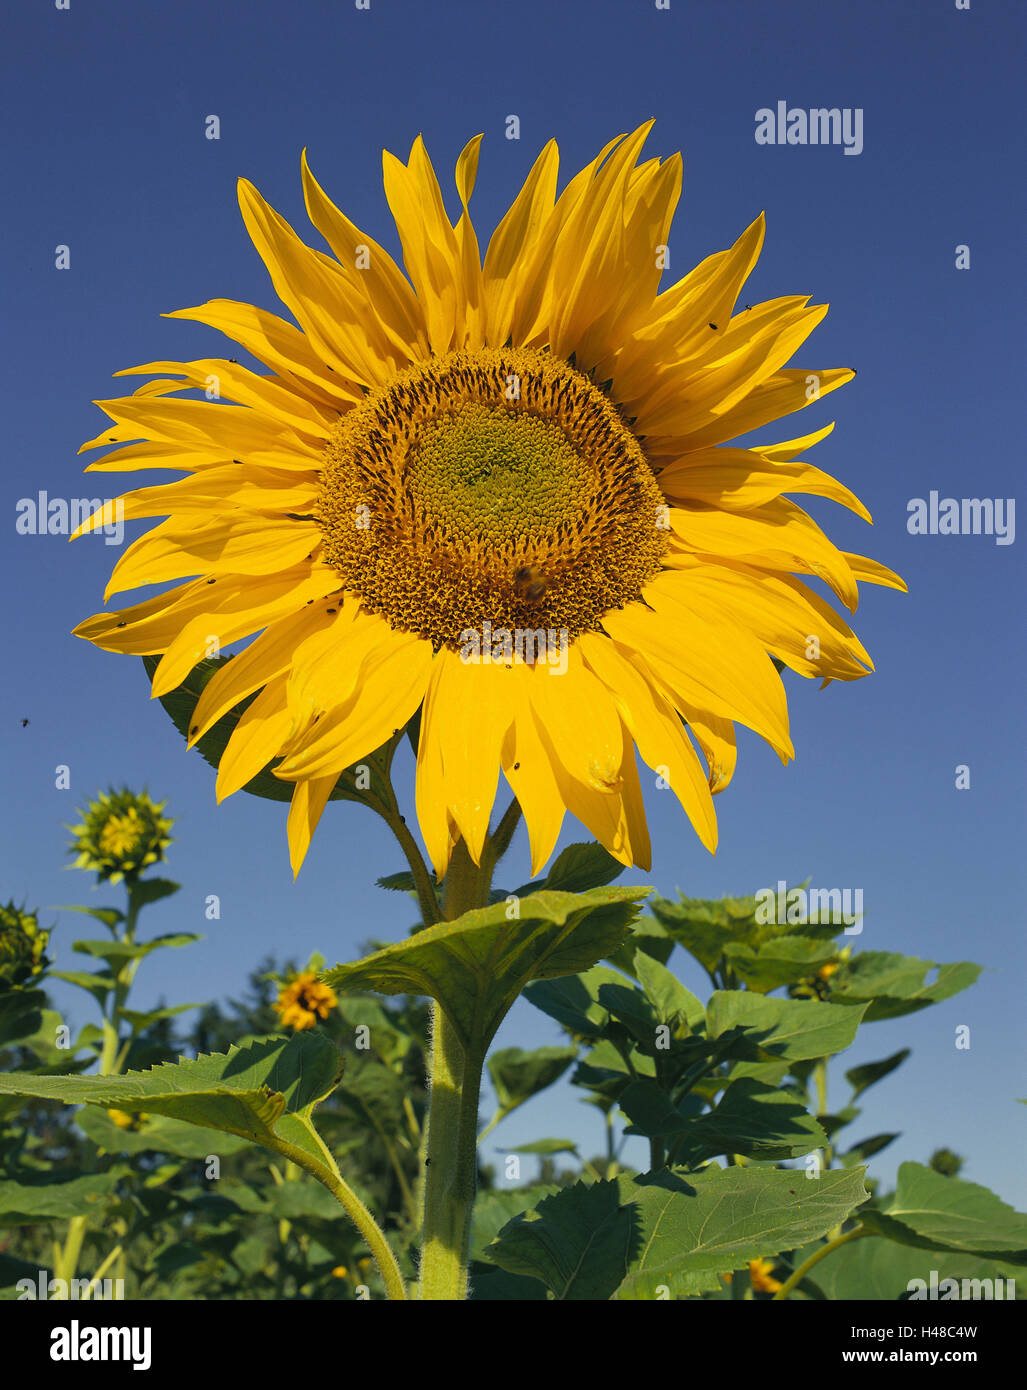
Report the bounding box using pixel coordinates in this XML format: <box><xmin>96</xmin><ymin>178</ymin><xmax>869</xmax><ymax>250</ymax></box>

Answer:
<box><xmin>771</xmin><ymin>1226</ymin><xmax>868</xmax><ymax>1301</ymax></box>
<box><xmin>417</xmin><ymin>838</ymin><xmax>493</xmax><ymax>1299</ymax></box>
<box><xmin>273</xmin><ymin>1136</ymin><xmax>408</xmax><ymax>1301</ymax></box>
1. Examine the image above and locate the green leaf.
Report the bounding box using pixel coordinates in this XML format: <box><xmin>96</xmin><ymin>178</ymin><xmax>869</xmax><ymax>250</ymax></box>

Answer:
<box><xmin>127</xmin><ymin>877</ymin><xmax>181</xmax><ymax>909</ymax></box>
<box><xmin>334</xmin><ymin>1058</ymin><xmax>407</xmax><ymax>1140</ymax></box>
<box><xmin>488</xmin><ymin>1046</ymin><xmax>577</xmax><ymax>1114</ymax></box>
<box><xmin>324</xmin><ymin>888</ymin><xmax>648</xmax><ymax>1056</ymax></box>
<box><xmin>604</xmin><ymin>919</ymin><xmax>675</xmax><ymax>975</ymax></box>
<box><xmin>800</xmin><ymin>1233</ymin><xmax>1023</xmax><ymax>1301</ymax></box>
<box><xmin>72</xmin><ymin>934</ymin><xmax>202</xmax><ymax>971</ymax></box>
<box><xmin>0</xmin><ymin>1173</ymin><xmax>120</xmax><ymax>1226</ymax></box>
<box><xmin>722</xmin><ymin>936</ymin><xmax>839</xmax><ymax>993</ymax></box>
<box><xmin>142</xmin><ymin>654</ymin><xmax>394</xmax><ymax>804</ymax></box>
<box><xmin>51</xmin><ymin>969</ymin><xmax>116</xmax><ymax>1006</ymax></box>
<box><xmin>508</xmin><ymin>1139</ymin><xmax>579</xmax><ymax>1156</ymax></box>
<box><xmin>830</xmin><ymin>953</ymin><xmax>982</xmax><ymax>1021</ymax></box>
<box><xmin>840</xmin><ymin>1132</ymin><xmax>900</xmax><ymax>1163</ymax></box>
<box><xmin>0</xmin><ymin>989</ymin><xmax>47</xmax><ymax>1047</ymax></box>
<box><xmin>118</xmin><ymin>1002</ymin><xmax>204</xmax><ymax>1030</ymax></box>
<box><xmin>376</xmin><ymin>871</ymin><xmax>417</xmax><ymax>893</ymax></box>
<box><xmin>620</xmin><ymin>1077</ymin><xmax>825</xmax><ymax>1162</ymax></box>
<box><xmin>707</xmin><ymin>991</ymin><xmax>868</xmax><ymax>1061</ymax></box>
<box><xmin>523</xmin><ymin>963</ymin><xmax>634</xmax><ymax>1040</ymax></box>
<box><xmin>539</xmin><ymin>842</ymin><xmax>626</xmax><ymax>894</ymax></box>
<box><xmin>54</xmin><ymin>904</ymin><xmax>124</xmax><ymax>930</ymax></box>
<box><xmin>469</xmin><ymin>1185</ymin><xmax>559</xmax><ymax>1264</ymax></box>
<box><xmin>75</xmin><ymin>1107</ymin><xmax>251</xmax><ymax>1159</ymax></box>
<box><xmin>633</xmin><ymin>952</ymin><xmax>705</xmax><ymax>1029</ymax></box>
<box><xmin>0</xmin><ymin>1033</ymin><xmax>344</xmax><ymax>1172</ymax></box>
<box><xmin>485</xmin><ymin>1165</ymin><xmax>869</xmax><ymax>1299</ymax></box>
<box><xmin>860</xmin><ymin>1162</ymin><xmax>1027</xmax><ymax>1262</ymax></box>
<box><xmin>844</xmin><ymin>1049</ymin><xmax>911</xmax><ymax>1098</ymax></box>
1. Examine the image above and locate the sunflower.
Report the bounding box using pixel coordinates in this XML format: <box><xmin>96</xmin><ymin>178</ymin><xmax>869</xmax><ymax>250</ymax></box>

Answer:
<box><xmin>68</xmin><ymin>788</ymin><xmax>174</xmax><ymax>884</ymax></box>
<box><xmin>274</xmin><ymin>971</ymin><xmax>338</xmax><ymax>1031</ymax></box>
<box><xmin>73</xmin><ymin>122</ymin><xmax>903</xmax><ymax>877</ymax></box>
<box><xmin>0</xmin><ymin>903</ymin><xmax>50</xmax><ymax>992</ymax></box>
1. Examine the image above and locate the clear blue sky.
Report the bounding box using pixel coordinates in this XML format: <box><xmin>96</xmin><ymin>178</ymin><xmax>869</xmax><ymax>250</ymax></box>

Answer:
<box><xmin>2</xmin><ymin>0</ymin><xmax>1024</xmax><ymax>1203</ymax></box>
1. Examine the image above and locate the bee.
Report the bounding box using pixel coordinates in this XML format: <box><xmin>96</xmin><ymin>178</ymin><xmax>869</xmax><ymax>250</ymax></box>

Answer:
<box><xmin>20</xmin><ymin>718</ymin><xmax>29</xmax><ymax>727</ymax></box>
<box><xmin>513</xmin><ymin>565</ymin><xmax>548</xmax><ymax>603</ymax></box>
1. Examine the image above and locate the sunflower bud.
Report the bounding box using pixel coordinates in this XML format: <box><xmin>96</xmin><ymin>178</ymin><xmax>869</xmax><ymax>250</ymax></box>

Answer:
<box><xmin>68</xmin><ymin>788</ymin><xmax>174</xmax><ymax>885</ymax></box>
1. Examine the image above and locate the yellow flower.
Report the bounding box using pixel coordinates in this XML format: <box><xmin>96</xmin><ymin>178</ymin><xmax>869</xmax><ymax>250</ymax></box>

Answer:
<box><xmin>73</xmin><ymin>124</ymin><xmax>903</xmax><ymax>876</ymax></box>
<box><xmin>748</xmin><ymin>1257</ymin><xmax>783</xmax><ymax>1293</ymax></box>
<box><xmin>274</xmin><ymin>971</ymin><xmax>337</xmax><ymax>1031</ymax></box>
<box><xmin>69</xmin><ymin>789</ymin><xmax>174</xmax><ymax>884</ymax></box>
<box><xmin>107</xmin><ymin>1108</ymin><xmax>146</xmax><ymax>1130</ymax></box>
<box><xmin>816</xmin><ymin>960</ymin><xmax>839</xmax><ymax>982</ymax></box>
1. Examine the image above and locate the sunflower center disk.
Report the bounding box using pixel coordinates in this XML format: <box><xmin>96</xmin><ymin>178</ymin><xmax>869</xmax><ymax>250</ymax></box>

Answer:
<box><xmin>317</xmin><ymin>347</ymin><xmax>668</xmax><ymax>650</ymax></box>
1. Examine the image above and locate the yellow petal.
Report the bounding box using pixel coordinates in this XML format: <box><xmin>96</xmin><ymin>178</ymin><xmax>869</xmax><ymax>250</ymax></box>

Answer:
<box><xmin>216</xmin><ymin>674</ymin><xmax>293</xmax><ymax>801</ymax></box>
<box><xmin>287</xmin><ymin>774</ymin><xmax>339</xmax><ymax>877</ymax></box>
<box><xmin>579</xmin><ymin>632</ymin><xmax>717</xmax><ymax>849</ymax></box>
<box><xmin>525</xmin><ymin>644</ymin><xmax>624</xmax><ymax>794</ymax></box>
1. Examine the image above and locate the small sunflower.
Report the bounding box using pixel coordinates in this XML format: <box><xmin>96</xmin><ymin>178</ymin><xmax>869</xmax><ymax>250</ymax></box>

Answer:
<box><xmin>274</xmin><ymin>971</ymin><xmax>338</xmax><ymax>1031</ymax></box>
<box><xmin>73</xmin><ymin>123</ymin><xmax>903</xmax><ymax>876</ymax></box>
<box><xmin>69</xmin><ymin>788</ymin><xmax>174</xmax><ymax>884</ymax></box>
<box><xmin>0</xmin><ymin>903</ymin><xmax>50</xmax><ymax>992</ymax></box>
<box><xmin>747</xmin><ymin>1257</ymin><xmax>783</xmax><ymax>1293</ymax></box>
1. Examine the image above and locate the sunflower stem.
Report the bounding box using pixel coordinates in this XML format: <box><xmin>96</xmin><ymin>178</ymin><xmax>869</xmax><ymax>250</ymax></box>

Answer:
<box><xmin>417</xmin><ymin>839</ymin><xmax>491</xmax><ymax>1300</ymax></box>
<box><xmin>771</xmin><ymin>1225</ymin><xmax>868</xmax><ymax>1301</ymax></box>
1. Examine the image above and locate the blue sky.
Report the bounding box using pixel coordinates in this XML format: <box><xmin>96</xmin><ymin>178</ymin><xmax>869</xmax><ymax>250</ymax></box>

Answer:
<box><xmin>1</xmin><ymin>0</ymin><xmax>1024</xmax><ymax>1204</ymax></box>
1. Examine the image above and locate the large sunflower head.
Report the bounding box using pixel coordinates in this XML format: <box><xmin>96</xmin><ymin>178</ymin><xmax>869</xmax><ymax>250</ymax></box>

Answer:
<box><xmin>68</xmin><ymin>788</ymin><xmax>174</xmax><ymax>884</ymax></box>
<box><xmin>73</xmin><ymin>122</ymin><xmax>904</xmax><ymax>878</ymax></box>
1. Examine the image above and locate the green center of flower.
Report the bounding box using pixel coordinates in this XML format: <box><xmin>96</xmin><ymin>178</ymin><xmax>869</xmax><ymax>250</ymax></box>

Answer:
<box><xmin>317</xmin><ymin>347</ymin><xmax>668</xmax><ymax>648</ymax></box>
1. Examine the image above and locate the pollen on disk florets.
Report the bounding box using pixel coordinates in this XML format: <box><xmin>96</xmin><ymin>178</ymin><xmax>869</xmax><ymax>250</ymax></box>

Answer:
<box><xmin>316</xmin><ymin>347</ymin><xmax>668</xmax><ymax>648</ymax></box>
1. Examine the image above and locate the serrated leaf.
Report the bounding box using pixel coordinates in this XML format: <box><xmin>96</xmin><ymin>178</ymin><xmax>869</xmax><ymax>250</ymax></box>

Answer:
<box><xmin>830</xmin><ymin>953</ymin><xmax>982</xmax><ymax>1021</ymax></box>
<box><xmin>539</xmin><ymin>842</ymin><xmax>627</xmax><ymax>894</ymax></box>
<box><xmin>723</xmin><ymin>936</ymin><xmax>839</xmax><ymax>993</ymax></box>
<box><xmin>800</xmin><ymin>1232</ymin><xmax>1023</xmax><ymax>1300</ymax></box>
<box><xmin>844</xmin><ymin>1049</ymin><xmax>911</xmax><ymax>1098</ymax></box>
<box><xmin>707</xmin><ymin>991</ymin><xmax>867</xmax><ymax>1061</ymax></box>
<box><xmin>0</xmin><ymin>1033</ymin><xmax>343</xmax><ymax>1171</ymax></box>
<box><xmin>334</xmin><ymin>1057</ymin><xmax>407</xmax><ymax>1139</ymax></box>
<box><xmin>621</xmin><ymin>1077</ymin><xmax>825</xmax><ymax>1162</ymax></box>
<box><xmin>524</xmin><ymin>963</ymin><xmax>635</xmax><ymax>1039</ymax></box>
<box><xmin>860</xmin><ymin>1162</ymin><xmax>1027</xmax><ymax>1262</ymax></box>
<box><xmin>470</xmin><ymin>1184</ymin><xmax>560</xmax><ymax>1265</ymax></box>
<box><xmin>0</xmin><ymin>1173</ymin><xmax>120</xmax><ymax>1226</ymax></box>
<box><xmin>633</xmin><ymin>952</ymin><xmax>705</xmax><ymax>1029</ymax></box>
<box><xmin>376</xmin><ymin>871</ymin><xmax>417</xmax><ymax>893</ymax></box>
<box><xmin>324</xmin><ymin>888</ymin><xmax>647</xmax><ymax>1055</ymax></box>
<box><xmin>75</xmin><ymin>1107</ymin><xmax>251</xmax><ymax>1159</ymax></box>
<box><xmin>488</xmin><ymin>1046</ymin><xmax>577</xmax><ymax>1113</ymax></box>
<box><xmin>485</xmin><ymin>1165</ymin><xmax>869</xmax><ymax>1300</ymax></box>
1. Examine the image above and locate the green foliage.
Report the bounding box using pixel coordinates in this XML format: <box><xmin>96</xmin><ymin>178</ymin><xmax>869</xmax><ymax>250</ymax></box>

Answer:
<box><xmin>2</xmin><ymin>820</ymin><xmax>1017</xmax><ymax>1303</ymax></box>
<box><xmin>324</xmin><ymin>887</ymin><xmax>648</xmax><ymax>1054</ymax></box>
